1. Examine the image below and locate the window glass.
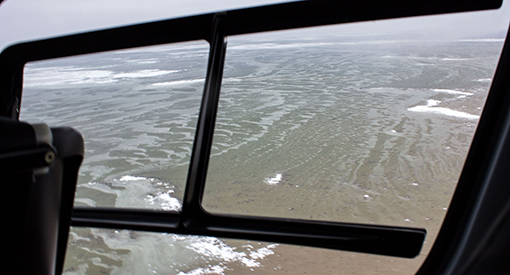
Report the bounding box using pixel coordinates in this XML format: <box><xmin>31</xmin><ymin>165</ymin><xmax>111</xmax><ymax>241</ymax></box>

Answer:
<box><xmin>204</xmin><ymin>27</ymin><xmax>505</xmax><ymax>224</ymax></box>
<box><xmin>202</xmin><ymin>12</ymin><xmax>508</xmax><ymax>273</ymax></box>
<box><xmin>63</xmin><ymin>227</ymin><xmax>422</xmax><ymax>275</ymax></box>
<box><xmin>21</xmin><ymin>41</ymin><xmax>209</xmax><ymax>211</ymax></box>
<box><xmin>15</xmin><ymin>4</ymin><xmax>510</xmax><ymax>275</ymax></box>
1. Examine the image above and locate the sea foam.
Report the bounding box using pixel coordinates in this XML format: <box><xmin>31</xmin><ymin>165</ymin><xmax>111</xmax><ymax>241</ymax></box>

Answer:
<box><xmin>152</xmin><ymin>79</ymin><xmax>205</xmax><ymax>87</ymax></box>
<box><xmin>408</xmin><ymin>99</ymin><xmax>479</xmax><ymax>120</ymax></box>
<box><xmin>432</xmin><ymin>89</ymin><xmax>473</xmax><ymax>95</ymax></box>
<box><xmin>266</xmin><ymin>173</ymin><xmax>283</xmax><ymax>185</ymax></box>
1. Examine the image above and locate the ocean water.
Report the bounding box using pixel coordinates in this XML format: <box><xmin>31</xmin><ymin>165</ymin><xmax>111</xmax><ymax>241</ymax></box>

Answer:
<box><xmin>20</xmin><ymin>36</ymin><xmax>504</xmax><ymax>274</ymax></box>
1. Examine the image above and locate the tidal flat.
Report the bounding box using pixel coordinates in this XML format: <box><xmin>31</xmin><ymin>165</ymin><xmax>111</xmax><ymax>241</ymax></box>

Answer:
<box><xmin>20</xmin><ymin>38</ymin><xmax>503</xmax><ymax>274</ymax></box>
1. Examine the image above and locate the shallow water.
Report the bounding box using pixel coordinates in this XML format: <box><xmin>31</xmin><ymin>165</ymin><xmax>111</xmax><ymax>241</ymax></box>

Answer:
<box><xmin>20</xmin><ymin>37</ymin><xmax>504</xmax><ymax>274</ymax></box>
<box><xmin>203</xmin><ymin>39</ymin><xmax>497</xmax><ymax>227</ymax></box>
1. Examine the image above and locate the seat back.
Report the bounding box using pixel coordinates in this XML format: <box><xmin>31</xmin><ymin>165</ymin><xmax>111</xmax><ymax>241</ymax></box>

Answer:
<box><xmin>1</xmin><ymin>118</ymin><xmax>83</xmax><ymax>275</ymax></box>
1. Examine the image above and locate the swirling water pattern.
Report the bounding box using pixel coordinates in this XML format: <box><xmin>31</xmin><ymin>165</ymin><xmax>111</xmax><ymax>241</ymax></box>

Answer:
<box><xmin>20</xmin><ymin>38</ymin><xmax>504</xmax><ymax>274</ymax></box>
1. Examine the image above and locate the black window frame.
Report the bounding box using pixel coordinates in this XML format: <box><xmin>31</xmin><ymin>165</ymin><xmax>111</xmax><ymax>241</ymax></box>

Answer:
<box><xmin>0</xmin><ymin>0</ymin><xmax>505</xmax><ymax>272</ymax></box>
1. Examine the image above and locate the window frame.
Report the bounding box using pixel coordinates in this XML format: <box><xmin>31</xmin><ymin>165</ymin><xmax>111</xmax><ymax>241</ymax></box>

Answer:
<box><xmin>0</xmin><ymin>0</ymin><xmax>504</xmax><ymax>269</ymax></box>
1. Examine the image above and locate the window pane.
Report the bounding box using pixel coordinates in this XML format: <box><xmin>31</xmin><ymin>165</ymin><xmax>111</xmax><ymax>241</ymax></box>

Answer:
<box><xmin>20</xmin><ymin>41</ymin><xmax>209</xmax><ymax>211</ymax></box>
<box><xmin>203</xmin><ymin>12</ymin><xmax>508</xmax><ymax>273</ymax></box>
<box><xmin>63</xmin><ymin>227</ymin><xmax>421</xmax><ymax>275</ymax></box>
<box><xmin>204</xmin><ymin>29</ymin><xmax>504</xmax><ymax>223</ymax></box>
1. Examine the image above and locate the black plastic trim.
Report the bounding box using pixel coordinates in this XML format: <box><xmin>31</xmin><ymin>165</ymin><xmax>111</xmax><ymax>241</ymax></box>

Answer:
<box><xmin>72</xmin><ymin>207</ymin><xmax>180</xmax><ymax>232</ymax></box>
<box><xmin>182</xmin><ymin>14</ymin><xmax>227</xmax><ymax>220</ymax></box>
<box><xmin>72</xmin><ymin>207</ymin><xmax>426</xmax><ymax>258</ymax></box>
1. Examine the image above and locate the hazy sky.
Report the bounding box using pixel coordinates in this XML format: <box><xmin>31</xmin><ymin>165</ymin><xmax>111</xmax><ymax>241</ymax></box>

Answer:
<box><xmin>1</xmin><ymin>0</ymin><xmax>510</xmax><ymax>51</ymax></box>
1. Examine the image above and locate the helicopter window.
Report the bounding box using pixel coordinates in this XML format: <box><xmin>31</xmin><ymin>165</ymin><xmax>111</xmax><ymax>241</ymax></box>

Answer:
<box><xmin>3</xmin><ymin>0</ymin><xmax>507</xmax><ymax>274</ymax></box>
<box><xmin>19</xmin><ymin>19</ymin><xmax>507</xmax><ymax>274</ymax></box>
<box><xmin>201</xmin><ymin>20</ymin><xmax>507</xmax><ymax>272</ymax></box>
<box><xmin>21</xmin><ymin>41</ymin><xmax>209</xmax><ymax>211</ymax></box>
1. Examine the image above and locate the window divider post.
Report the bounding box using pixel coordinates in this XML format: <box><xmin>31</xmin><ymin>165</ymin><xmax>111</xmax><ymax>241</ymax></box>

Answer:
<box><xmin>181</xmin><ymin>13</ymin><xmax>227</xmax><ymax>227</ymax></box>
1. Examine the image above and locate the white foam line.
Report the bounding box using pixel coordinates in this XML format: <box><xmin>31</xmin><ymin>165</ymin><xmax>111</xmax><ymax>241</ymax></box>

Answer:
<box><xmin>24</xmin><ymin>69</ymin><xmax>116</xmax><ymax>87</ymax></box>
<box><xmin>476</xmin><ymin>78</ymin><xmax>492</xmax><ymax>82</ymax></box>
<box><xmin>126</xmin><ymin>58</ymin><xmax>159</xmax><ymax>64</ymax></box>
<box><xmin>119</xmin><ymin>175</ymin><xmax>147</xmax><ymax>181</ymax></box>
<box><xmin>409</xmin><ymin>106</ymin><xmax>479</xmax><ymax>120</ymax></box>
<box><xmin>113</xmin><ymin>69</ymin><xmax>178</xmax><ymax>78</ymax></box>
<box><xmin>408</xmin><ymin>99</ymin><xmax>479</xmax><ymax>120</ymax></box>
<box><xmin>441</xmin><ymin>58</ymin><xmax>470</xmax><ymax>61</ymax></box>
<box><xmin>152</xmin><ymin>79</ymin><xmax>205</xmax><ymax>87</ymax></box>
<box><xmin>138</xmin><ymin>60</ymin><xmax>158</xmax><ymax>64</ymax></box>
<box><xmin>458</xmin><ymin>38</ymin><xmax>505</xmax><ymax>43</ymax></box>
<box><xmin>24</xmin><ymin>68</ymin><xmax>179</xmax><ymax>87</ymax></box>
<box><xmin>432</xmin><ymin>89</ymin><xmax>473</xmax><ymax>95</ymax></box>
